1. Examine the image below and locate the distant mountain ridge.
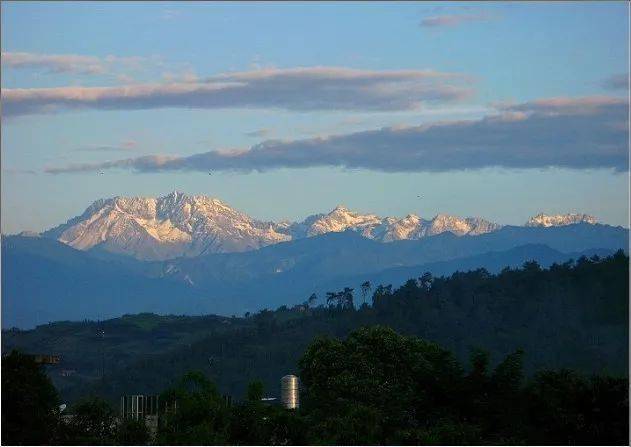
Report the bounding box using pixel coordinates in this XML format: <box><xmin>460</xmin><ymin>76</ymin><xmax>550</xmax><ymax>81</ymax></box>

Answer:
<box><xmin>38</xmin><ymin>191</ymin><xmax>602</xmax><ymax>260</ymax></box>
<box><xmin>526</xmin><ymin>213</ymin><xmax>597</xmax><ymax>227</ymax></box>
<box><xmin>42</xmin><ymin>192</ymin><xmax>291</xmax><ymax>260</ymax></box>
<box><xmin>3</xmin><ymin>220</ymin><xmax>628</xmax><ymax>328</ymax></box>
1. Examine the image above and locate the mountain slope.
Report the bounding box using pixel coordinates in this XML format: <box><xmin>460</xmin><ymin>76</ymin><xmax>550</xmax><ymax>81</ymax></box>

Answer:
<box><xmin>3</xmin><ymin>251</ymin><xmax>627</xmax><ymax>406</ymax></box>
<box><xmin>1</xmin><ymin>236</ymin><xmax>212</xmax><ymax>329</ymax></box>
<box><xmin>325</xmin><ymin>244</ymin><xmax>617</xmax><ymax>300</ymax></box>
<box><xmin>4</xmin><ymin>221</ymin><xmax>627</xmax><ymax>328</ymax></box>
<box><xmin>38</xmin><ymin>192</ymin><xmax>611</xmax><ymax>261</ymax></box>
<box><xmin>43</xmin><ymin>192</ymin><xmax>291</xmax><ymax>260</ymax></box>
<box><xmin>526</xmin><ymin>213</ymin><xmax>597</xmax><ymax>227</ymax></box>
<box><xmin>34</xmin><ymin>192</ymin><xmax>566</xmax><ymax>260</ymax></box>
<box><xmin>154</xmin><ymin>224</ymin><xmax>627</xmax><ymax>310</ymax></box>
<box><xmin>158</xmin><ymin>222</ymin><xmax>628</xmax><ymax>288</ymax></box>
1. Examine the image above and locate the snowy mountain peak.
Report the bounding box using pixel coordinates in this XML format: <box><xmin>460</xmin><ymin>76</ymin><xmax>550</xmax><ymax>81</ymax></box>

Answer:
<box><xmin>17</xmin><ymin>230</ymin><xmax>40</xmax><ymax>238</ymax></box>
<box><xmin>304</xmin><ymin>205</ymin><xmax>382</xmax><ymax>238</ymax></box>
<box><xmin>526</xmin><ymin>213</ymin><xmax>598</xmax><ymax>227</ymax></box>
<box><xmin>41</xmin><ymin>193</ymin><xmax>599</xmax><ymax>260</ymax></box>
<box><xmin>43</xmin><ymin>192</ymin><xmax>291</xmax><ymax>260</ymax></box>
<box><xmin>423</xmin><ymin>214</ymin><xmax>501</xmax><ymax>237</ymax></box>
<box><xmin>331</xmin><ymin>204</ymin><xmax>349</xmax><ymax>212</ymax></box>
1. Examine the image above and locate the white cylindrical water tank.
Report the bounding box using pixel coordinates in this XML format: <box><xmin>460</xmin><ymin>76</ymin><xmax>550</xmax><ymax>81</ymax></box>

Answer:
<box><xmin>280</xmin><ymin>375</ymin><xmax>300</xmax><ymax>409</ymax></box>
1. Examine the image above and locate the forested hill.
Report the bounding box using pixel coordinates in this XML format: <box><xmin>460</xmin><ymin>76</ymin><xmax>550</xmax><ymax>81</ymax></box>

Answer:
<box><xmin>2</xmin><ymin>251</ymin><xmax>628</xmax><ymax>404</ymax></box>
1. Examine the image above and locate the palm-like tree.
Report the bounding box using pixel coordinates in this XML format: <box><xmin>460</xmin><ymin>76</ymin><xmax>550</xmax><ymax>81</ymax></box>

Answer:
<box><xmin>360</xmin><ymin>281</ymin><xmax>372</xmax><ymax>305</ymax></box>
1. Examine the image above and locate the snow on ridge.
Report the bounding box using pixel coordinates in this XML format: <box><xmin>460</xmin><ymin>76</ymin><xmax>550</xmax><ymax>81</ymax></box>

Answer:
<box><xmin>42</xmin><ymin>192</ymin><xmax>598</xmax><ymax>260</ymax></box>
<box><xmin>525</xmin><ymin>213</ymin><xmax>597</xmax><ymax>227</ymax></box>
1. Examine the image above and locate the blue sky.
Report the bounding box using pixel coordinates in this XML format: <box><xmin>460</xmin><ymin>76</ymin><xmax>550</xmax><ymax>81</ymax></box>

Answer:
<box><xmin>1</xmin><ymin>1</ymin><xmax>629</xmax><ymax>233</ymax></box>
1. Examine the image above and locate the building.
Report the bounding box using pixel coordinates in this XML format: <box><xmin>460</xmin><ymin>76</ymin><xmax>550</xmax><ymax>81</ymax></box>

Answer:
<box><xmin>280</xmin><ymin>375</ymin><xmax>300</xmax><ymax>410</ymax></box>
<box><xmin>120</xmin><ymin>395</ymin><xmax>159</xmax><ymax>420</ymax></box>
<box><xmin>120</xmin><ymin>395</ymin><xmax>160</xmax><ymax>440</ymax></box>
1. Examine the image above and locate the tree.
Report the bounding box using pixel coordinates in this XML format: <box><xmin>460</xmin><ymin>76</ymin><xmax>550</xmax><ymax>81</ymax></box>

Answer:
<box><xmin>64</xmin><ymin>396</ymin><xmax>117</xmax><ymax>445</ymax></box>
<box><xmin>371</xmin><ymin>284</ymin><xmax>392</xmax><ymax>308</ymax></box>
<box><xmin>419</xmin><ymin>271</ymin><xmax>433</xmax><ymax>291</ymax></box>
<box><xmin>522</xmin><ymin>260</ymin><xmax>542</xmax><ymax>272</ymax></box>
<box><xmin>326</xmin><ymin>291</ymin><xmax>340</xmax><ymax>308</ymax></box>
<box><xmin>157</xmin><ymin>371</ymin><xmax>230</xmax><ymax>445</ymax></box>
<box><xmin>492</xmin><ymin>349</ymin><xmax>524</xmax><ymax>393</ymax></box>
<box><xmin>526</xmin><ymin>370</ymin><xmax>629</xmax><ymax>445</ymax></box>
<box><xmin>326</xmin><ymin>288</ymin><xmax>354</xmax><ymax>309</ymax></box>
<box><xmin>298</xmin><ymin>326</ymin><xmax>464</xmax><ymax>444</ymax></box>
<box><xmin>246</xmin><ymin>380</ymin><xmax>265</xmax><ymax>402</ymax></box>
<box><xmin>360</xmin><ymin>281</ymin><xmax>371</xmax><ymax>306</ymax></box>
<box><xmin>340</xmin><ymin>287</ymin><xmax>354</xmax><ymax>309</ymax></box>
<box><xmin>116</xmin><ymin>418</ymin><xmax>150</xmax><ymax>445</ymax></box>
<box><xmin>1</xmin><ymin>350</ymin><xmax>62</xmax><ymax>445</ymax></box>
<box><xmin>469</xmin><ymin>348</ymin><xmax>490</xmax><ymax>379</ymax></box>
<box><xmin>307</xmin><ymin>293</ymin><xmax>318</xmax><ymax>307</ymax></box>
<box><xmin>229</xmin><ymin>392</ymin><xmax>307</xmax><ymax>445</ymax></box>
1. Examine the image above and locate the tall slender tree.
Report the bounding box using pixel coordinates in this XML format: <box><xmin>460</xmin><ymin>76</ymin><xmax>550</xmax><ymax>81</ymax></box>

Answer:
<box><xmin>360</xmin><ymin>281</ymin><xmax>372</xmax><ymax>306</ymax></box>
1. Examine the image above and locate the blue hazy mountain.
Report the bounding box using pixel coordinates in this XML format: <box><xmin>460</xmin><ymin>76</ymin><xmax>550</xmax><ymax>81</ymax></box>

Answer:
<box><xmin>2</xmin><ymin>222</ymin><xmax>628</xmax><ymax>328</ymax></box>
<box><xmin>152</xmin><ymin>223</ymin><xmax>628</xmax><ymax>298</ymax></box>
<box><xmin>1</xmin><ymin>236</ymin><xmax>209</xmax><ymax>329</ymax></box>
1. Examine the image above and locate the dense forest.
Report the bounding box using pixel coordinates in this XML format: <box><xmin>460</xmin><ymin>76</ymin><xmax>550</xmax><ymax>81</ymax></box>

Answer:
<box><xmin>2</xmin><ymin>250</ymin><xmax>628</xmax><ymax>407</ymax></box>
<box><xmin>3</xmin><ymin>325</ymin><xmax>628</xmax><ymax>445</ymax></box>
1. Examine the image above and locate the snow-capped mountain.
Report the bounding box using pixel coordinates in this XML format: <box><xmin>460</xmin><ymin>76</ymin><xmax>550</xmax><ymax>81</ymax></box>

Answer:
<box><xmin>525</xmin><ymin>213</ymin><xmax>597</xmax><ymax>227</ymax></box>
<box><xmin>288</xmin><ymin>205</ymin><xmax>384</xmax><ymax>239</ymax></box>
<box><xmin>289</xmin><ymin>207</ymin><xmax>502</xmax><ymax>242</ymax></box>
<box><xmin>43</xmin><ymin>192</ymin><xmax>290</xmax><ymax>260</ymax></box>
<box><xmin>40</xmin><ymin>192</ymin><xmax>600</xmax><ymax>260</ymax></box>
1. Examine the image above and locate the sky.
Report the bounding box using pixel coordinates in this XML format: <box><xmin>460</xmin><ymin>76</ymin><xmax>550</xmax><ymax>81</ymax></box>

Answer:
<box><xmin>1</xmin><ymin>1</ymin><xmax>629</xmax><ymax>233</ymax></box>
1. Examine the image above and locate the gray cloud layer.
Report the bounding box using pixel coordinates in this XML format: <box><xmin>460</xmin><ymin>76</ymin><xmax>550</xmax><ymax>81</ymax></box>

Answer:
<box><xmin>45</xmin><ymin>96</ymin><xmax>629</xmax><ymax>174</ymax></box>
<box><xmin>420</xmin><ymin>13</ymin><xmax>492</xmax><ymax>28</ymax></box>
<box><xmin>74</xmin><ymin>140</ymin><xmax>138</xmax><ymax>152</ymax></box>
<box><xmin>244</xmin><ymin>129</ymin><xmax>271</xmax><ymax>138</ymax></box>
<box><xmin>602</xmin><ymin>73</ymin><xmax>628</xmax><ymax>91</ymax></box>
<box><xmin>2</xmin><ymin>67</ymin><xmax>473</xmax><ymax>116</ymax></box>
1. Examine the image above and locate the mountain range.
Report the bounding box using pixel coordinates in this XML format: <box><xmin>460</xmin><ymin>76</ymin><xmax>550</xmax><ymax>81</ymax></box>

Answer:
<box><xmin>39</xmin><ymin>191</ymin><xmax>599</xmax><ymax>261</ymax></box>
<box><xmin>2</xmin><ymin>199</ymin><xmax>628</xmax><ymax>328</ymax></box>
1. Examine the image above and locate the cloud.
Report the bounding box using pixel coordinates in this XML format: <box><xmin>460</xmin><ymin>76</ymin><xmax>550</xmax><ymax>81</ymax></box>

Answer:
<box><xmin>45</xmin><ymin>96</ymin><xmax>628</xmax><ymax>175</ymax></box>
<box><xmin>75</xmin><ymin>140</ymin><xmax>138</xmax><ymax>152</ymax></box>
<box><xmin>602</xmin><ymin>73</ymin><xmax>628</xmax><ymax>91</ymax></box>
<box><xmin>244</xmin><ymin>129</ymin><xmax>271</xmax><ymax>138</ymax></box>
<box><xmin>420</xmin><ymin>13</ymin><xmax>494</xmax><ymax>28</ymax></box>
<box><xmin>3</xmin><ymin>168</ymin><xmax>38</xmax><ymax>175</ymax></box>
<box><xmin>2</xmin><ymin>66</ymin><xmax>473</xmax><ymax>117</ymax></box>
<box><xmin>1</xmin><ymin>52</ymin><xmax>147</xmax><ymax>75</ymax></box>
<box><xmin>47</xmin><ymin>155</ymin><xmax>179</xmax><ymax>174</ymax></box>
<box><xmin>162</xmin><ymin>69</ymin><xmax>199</xmax><ymax>83</ymax></box>
<box><xmin>2</xmin><ymin>52</ymin><xmax>106</xmax><ymax>74</ymax></box>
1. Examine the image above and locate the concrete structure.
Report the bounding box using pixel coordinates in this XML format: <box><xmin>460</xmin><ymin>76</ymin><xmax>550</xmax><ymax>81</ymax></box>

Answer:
<box><xmin>120</xmin><ymin>395</ymin><xmax>159</xmax><ymax>420</ymax></box>
<box><xmin>280</xmin><ymin>375</ymin><xmax>300</xmax><ymax>409</ymax></box>
<box><xmin>120</xmin><ymin>395</ymin><xmax>160</xmax><ymax>441</ymax></box>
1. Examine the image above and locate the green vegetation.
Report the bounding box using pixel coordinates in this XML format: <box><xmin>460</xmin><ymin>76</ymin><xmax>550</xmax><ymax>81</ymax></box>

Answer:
<box><xmin>296</xmin><ymin>326</ymin><xmax>628</xmax><ymax>445</ymax></box>
<box><xmin>2</xmin><ymin>251</ymin><xmax>628</xmax><ymax>439</ymax></box>
<box><xmin>6</xmin><ymin>250</ymin><xmax>625</xmax><ymax>405</ymax></box>
<box><xmin>2</xmin><ymin>326</ymin><xmax>628</xmax><ymax>445</ymax></box>
<box><xmin>115</xmin><ymin>418</ymin><xmax>151</xmax><ymax>446</ymax></box>
<box><xmin>1</xmin><ymin>351</ymin><xmax>62</xmax><ymax>445</ymax></box>
<box><xmin>61</xmin><ymin>396</ymin><xmax>118</xmax><ymax>445</ymax></box>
